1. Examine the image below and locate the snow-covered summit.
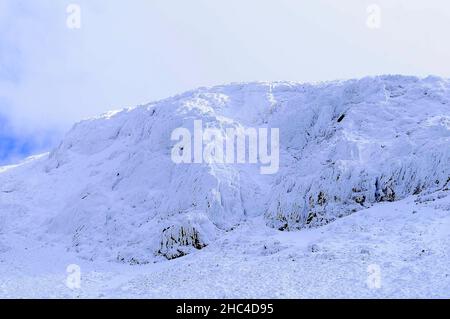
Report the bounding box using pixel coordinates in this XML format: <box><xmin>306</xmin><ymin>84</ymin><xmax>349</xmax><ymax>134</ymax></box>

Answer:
<box><xmin>1</xmin><ymin>75</ymin><xmax>449</xmax><ymax>263</ymax></box>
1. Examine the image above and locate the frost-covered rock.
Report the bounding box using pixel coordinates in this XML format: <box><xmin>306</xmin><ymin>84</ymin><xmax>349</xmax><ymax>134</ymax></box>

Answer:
<box><xmin>0</xmin><ymin>75</ymin><xmax>449</xmax><ymax>263</ymax></box>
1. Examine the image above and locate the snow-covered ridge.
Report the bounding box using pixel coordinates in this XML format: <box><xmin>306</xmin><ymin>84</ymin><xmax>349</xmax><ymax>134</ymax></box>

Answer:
<box><xmin>0</xmin><ymin>75</ymin><xmax>449</xmax><ymax>263</ymax></box>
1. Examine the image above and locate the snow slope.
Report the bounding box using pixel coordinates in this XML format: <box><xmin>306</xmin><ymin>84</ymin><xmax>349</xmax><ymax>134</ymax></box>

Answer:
<box><xmin>0</xmin><ymin>190</ymin><xmax>449</xmax><ymax>298</ymax></box>
<box><xmin>0</xmin><ymin>75</ymin><xmax>449</xmax><ymax>298</ymax></box>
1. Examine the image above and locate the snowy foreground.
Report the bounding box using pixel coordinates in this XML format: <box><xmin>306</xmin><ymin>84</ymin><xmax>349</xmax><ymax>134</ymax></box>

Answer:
<box><xmin>0</xmin><ymin>75</ymin><xmax>449</xmax><ymax>298</ymax></box>
<box><xmin>0</xmin><ymin>193</ymin><xmax>449</xmax><ymax>298</ymax></box>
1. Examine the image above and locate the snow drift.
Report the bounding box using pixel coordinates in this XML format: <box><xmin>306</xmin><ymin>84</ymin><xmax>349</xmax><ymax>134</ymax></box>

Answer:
<box><xmin>0</xmin><ymin>75</ymin><xmax>449</xmax><ymax>263</ymax></box>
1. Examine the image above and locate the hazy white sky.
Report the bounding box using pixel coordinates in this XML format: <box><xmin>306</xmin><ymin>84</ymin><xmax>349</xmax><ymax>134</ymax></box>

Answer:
<box><xmin>1</xmin><ymin>0</ymin><xmax>450</xmax><ymax>136</ymax></box>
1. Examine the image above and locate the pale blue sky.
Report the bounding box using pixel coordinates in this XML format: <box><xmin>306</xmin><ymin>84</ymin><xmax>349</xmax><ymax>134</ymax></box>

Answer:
<box><xmin>1</xmin><ymin>0</ymin><xmax>450</xmax><ymax>163</ymax></box>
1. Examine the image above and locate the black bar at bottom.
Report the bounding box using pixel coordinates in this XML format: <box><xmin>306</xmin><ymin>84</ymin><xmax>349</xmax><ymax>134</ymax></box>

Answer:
<box><xmin>0</xmin><ymin>299</ymin><xmax>446</xmax><ymax>317</ymax></box>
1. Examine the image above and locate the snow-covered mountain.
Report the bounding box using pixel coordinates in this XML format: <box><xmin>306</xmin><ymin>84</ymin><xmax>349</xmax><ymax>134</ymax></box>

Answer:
<box><xmin>0</xmin><ymin>75</ymin><xmax>449</xmax><ymax>298</ymax></box>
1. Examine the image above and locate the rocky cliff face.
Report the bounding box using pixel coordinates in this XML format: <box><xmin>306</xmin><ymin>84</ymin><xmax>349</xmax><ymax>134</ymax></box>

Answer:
<box><xmin>1</xmin><ymin>75</ymin><xmax>449</xmax><ymax>263</ymax></box>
